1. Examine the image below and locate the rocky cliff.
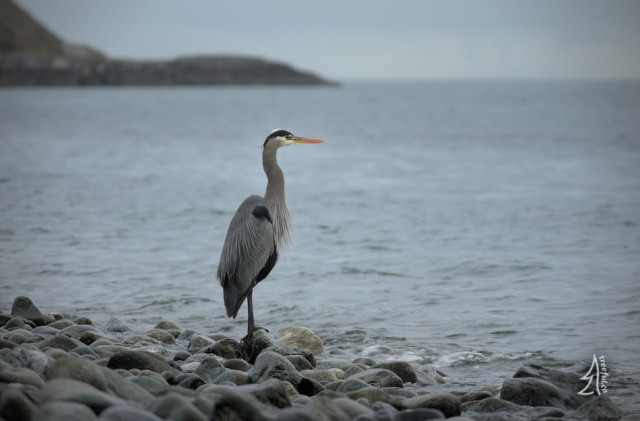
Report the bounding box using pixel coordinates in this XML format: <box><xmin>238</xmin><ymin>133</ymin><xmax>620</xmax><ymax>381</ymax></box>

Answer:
<box><xmin>0</xmin><ymin>0</ymin><xmax>332</xmax><ymax>86</ymax></box>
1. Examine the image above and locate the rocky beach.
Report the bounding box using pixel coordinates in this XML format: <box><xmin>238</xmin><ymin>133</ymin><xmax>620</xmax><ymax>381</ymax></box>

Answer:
<box><xmin>0</xmin><ymin>296</ymin><xmax>632</xmax><ymax>421</ymax></box>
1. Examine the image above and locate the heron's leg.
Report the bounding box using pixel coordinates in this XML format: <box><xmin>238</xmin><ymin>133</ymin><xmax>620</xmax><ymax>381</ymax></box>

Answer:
<box><xmin>246</xmin><ymin>290</ymin><xmax>268</xmax><ymax>333</ymax></box>
<box><xmin>247</xmin><ymin>291</ymin><xmax>255</xmax><ymax>333</ymax></box>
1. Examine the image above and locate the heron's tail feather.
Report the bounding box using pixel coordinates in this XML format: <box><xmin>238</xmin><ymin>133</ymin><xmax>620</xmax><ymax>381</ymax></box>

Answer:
<box><xmin>223</xmin><ymin>276</ymin><xmax>253</xmax><ymax>319</ymax></box>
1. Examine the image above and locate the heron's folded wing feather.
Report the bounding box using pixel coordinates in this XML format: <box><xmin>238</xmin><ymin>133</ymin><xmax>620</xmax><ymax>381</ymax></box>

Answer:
<box><xmin>217</xmin><ymin>196</ymin><xmax>276</xmax><ymax>317</ymax></box>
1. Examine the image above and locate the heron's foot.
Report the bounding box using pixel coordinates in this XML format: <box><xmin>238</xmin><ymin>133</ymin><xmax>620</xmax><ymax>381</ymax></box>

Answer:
<box><xmin>248</xmin><ymin>325</ymin><xmax>269</xmax><ymax>334</ymax></box>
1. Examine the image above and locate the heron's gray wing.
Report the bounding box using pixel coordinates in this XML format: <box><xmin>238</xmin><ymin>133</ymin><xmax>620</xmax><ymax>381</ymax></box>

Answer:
<box><xmin>217</xmin><ymin>195</ymin><xmax>276</xmax><ymax>318</ymax></box>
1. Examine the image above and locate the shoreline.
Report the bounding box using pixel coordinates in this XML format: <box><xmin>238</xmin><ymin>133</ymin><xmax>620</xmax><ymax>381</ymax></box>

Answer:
<box><xmin>0</xmin><ymin>296</ymin><xmax>631</xmax><ymax>420</ymax></box>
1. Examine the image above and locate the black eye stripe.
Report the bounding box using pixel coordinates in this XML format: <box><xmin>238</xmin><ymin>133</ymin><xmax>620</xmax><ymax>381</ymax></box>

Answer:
<box><xmin>263</xmin><ymin>129</ymin><xmax>293</xmax><ymax>147</ymax></box>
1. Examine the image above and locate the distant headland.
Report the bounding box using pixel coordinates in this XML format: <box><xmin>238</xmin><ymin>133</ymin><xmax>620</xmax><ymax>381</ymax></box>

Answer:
<box><xmin>0</xmin><ymin>0</ymin><xmax>335</xmax><ymax>86</ymax></box>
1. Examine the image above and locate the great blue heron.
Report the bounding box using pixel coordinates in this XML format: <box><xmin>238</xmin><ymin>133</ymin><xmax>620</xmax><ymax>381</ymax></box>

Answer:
<box><xmin>217</xmin><ymin>129</ymin><xmax>323</xmax><ymax>333</ymax></box>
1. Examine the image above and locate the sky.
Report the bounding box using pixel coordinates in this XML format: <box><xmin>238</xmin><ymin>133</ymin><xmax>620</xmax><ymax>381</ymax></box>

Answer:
<box><xmin>15</xmin><ymin>0</ymin><xmax>640</xmax><ymax>80</ymax></box>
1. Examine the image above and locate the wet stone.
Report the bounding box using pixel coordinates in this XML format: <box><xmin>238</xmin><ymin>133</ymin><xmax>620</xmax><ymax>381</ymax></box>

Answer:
<box><xmin>154</xmin><ymin>320</ymin><xmax>181</xmax><ymax>331</ymax></box>
<box><xmin>203</xmin><ymin>338</ymin><xmax>243</xmax><ymax>359</ymax></box>
<box><xmin>105</xmin><ymin>317</ymin><xmax>132</xmax><ymax>333</ymax></box>
<box><xmin>41</xmin><ymin>378</ymin><xmax>124</xmax><ymax>414</ymax></box>
<box><xmin>100</xmin><ymin>404</ymin><xmax>163</xmax><ymax>421</ymax></box>
<box><xmin>47</xmin><ymin>319</ymin><xmax>74</xmax><ymax>330</ymax></box>
<box><xmin>4</xmin><ymin>317</ymin><xmax>27</xmax><ymax>330</ymax></box>
<box><xmin>223</xmin><ymin>358</ymin><xmax>252</xmax><ymax>372</ymax></box>
<box><xmin>145</xmin><ymin>330</ymin><xmax>176</xmax><ymax>344</ymax></box>
<box><xmin>0</xmin><ymin>367</ymin><xmax>45</xmax><ymax>388</ymax></box>
<box><xmin>373</xmin><ymin>361</ymin><xmax>418</xmax><ymax>383</ymax></box>
<box><xmin>211</xmin><ymin>369</ymin><xmax>252</xmax><ymax>385</ymax></box>
<box><xmin>348</xmin><ymin>368</ymin><xmax>404</xmax><ymax>388</ymax></box>
<box><xmin>33</xmin><ymin>400</ymin><xmax>97</xmax><ymax>421</ymax></box>
<box><xmin>151</xmin><ymin>392</ymin><xmax>208</xmax><ymax>421</ymax></box>
<box><xmin>0</xmin><ymin>385</ymin><xmax>37</xmax><ymax>421</ymax></box>
<box><xmin>38</xmin><ymin>334</ymin><xmax>84</xmax><ymax>352</ymax></box>
<box><xmin>73</xmin><ymin>317</ymin><xmax>93</xmax><ymax>325</ymax></box>
<box><xmin>403</xmin><ymin>393</ymin><xmax>462</xmax><ymax>418</ymax></box>
<box><xmin>11</xmin><ymin>296</ymin><xmax>46</xmax><ymax>326</ymax></box>
<box><xmin>276</xmin><ymin>326</ymin><xmax>324</xmax><ymax>356</ymax></box>
<box><xmin>58</xmin><ymin>324</ymin><xmax>101</xmax><ymax>340</ymax></box>
<box><xmin>7</xmin><ymin>346</ymin><xmax>52</xmax><ymax>376</ymax></box>
<box><xmin>106</xmin><ymin>350</ymin><xmax>177</xmax><ymax>375</ymax></box>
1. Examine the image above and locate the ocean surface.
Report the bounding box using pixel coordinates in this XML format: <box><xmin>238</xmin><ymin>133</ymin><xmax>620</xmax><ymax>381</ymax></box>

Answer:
<box><xmin>1</xmin><ymin>81</ymin><xmax>639</xmax><ymax>411</ymax></box>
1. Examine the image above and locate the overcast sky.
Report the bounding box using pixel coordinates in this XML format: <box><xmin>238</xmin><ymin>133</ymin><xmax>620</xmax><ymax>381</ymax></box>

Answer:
<box><xmin>15</xmin><ymin>0</ymin><xmax>640</xmax><ymax>80</ymax></box>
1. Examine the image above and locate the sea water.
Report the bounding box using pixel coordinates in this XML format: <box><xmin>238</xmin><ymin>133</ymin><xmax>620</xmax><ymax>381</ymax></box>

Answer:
<box><xmin>1</xmin><ymin>81</ymin><xmax>639</xmax><ymax>411</ymax></box>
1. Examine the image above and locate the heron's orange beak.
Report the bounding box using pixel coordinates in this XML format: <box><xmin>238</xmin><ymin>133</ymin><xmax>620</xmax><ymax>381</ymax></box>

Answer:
<box><xmin>293</xmin><ymin>136</ymin><xmax>324</xmax><ymax>144</ymax></box>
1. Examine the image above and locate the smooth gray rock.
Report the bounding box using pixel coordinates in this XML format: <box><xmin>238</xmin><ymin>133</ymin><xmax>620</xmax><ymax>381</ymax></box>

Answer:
<box><xmin>305</xmin><ymin>395</ymin><xmax>373</xmax><ymax>421</ymax></box>
<box><xmin>4</xmin><ymin>317</ymin><xmax>27</xmax><ymax>330</ymax></box>
<box><xmin>371</xmin><ymin>401</ymin><xmax>398</xmax><ymax>420</ymax></box>
<box><xmin>394</xmin><ymin>408</ymin><xmax>446</xmax><ymax>420</ymax></box>
<box><xmin>348</xmin><ymin>368</ymin><xmax>404</xmax><ymax>388</ymax></box>
<box><xmin>46</xmin><ymin>355</ymin><xmax>108</xmax><ymax>390</ymax></box>
<box><xmin>353</xmin><ymin>357</ymin><xmax>377</xmax><ymax>366</ymax></box>
<box><xmin>187</xmin><ymin>334</ymin><xmax>215</xmax><ymax>353</ymax></box>
<box><xmin>176</xmin><ymin>329</ymin><xmax>199</xmax><ymax>343</ymax></box>
<box><xmin>32</xmin><ymin>325</ymin><xmax>59</xmax><ymax>335</ymax></box>
<box><xmin>146</xmin><ymin>330</ymin><xmax>176</xmax><ymax>344</ymax></box>
<box><xmin>460</xmin><ymin>390</ymin><xmax>493</xmax><ymax>403</ymax></box>
<box><xmin>58</xmin><ymin>324</ymin><xmax>101</xmax><ymax>340</ymax></box>
<box><xmin>203</xmin><ymin>338</ymin><xmax>243</xmax><ymax>360</ymax></box>
<box><xmin>285</xmin><ymin>354</ymin><xmax>314</xmax><ymax>371</ymax></box>
<box><xmin>238</xmin><ymin>378</ymin><xmax>291</xmax><ymax>408</ymax></box>
<box><xmin>100</xmin><ymin>404</ymin><xmax>163</xmax><ymax>421</ymax></box>
<box><xmin>211</xmin><ymin>369</ymin><xmax>252</xmax><ymax>385</ymax></box>
<box><xmin>402</xmin><ymin>393</ymin><xmax>461</xmax><ymax>418</ymax></box>
<box><xmin>7</xmin><ymin>346</ymin><xmax>52</xmax><ymax>375</ymax></box>
<box><xmin>0</xmin><ymin>338</ymin><xmax>17</xmax><ymax>349</ymax></box>
<box><xmin>224</xmin><ymin>358</ymin><xmax>252</xmax><ymax>372</ymax></box>
<box><xmin>501</xmin><ymin>377</ymin><xmax>565</xmax><ymax>408</ymax></box>
<box><xmin>46</xmin><ymin>355</ymin><xmax>155</xmax><ymax>406</ymax></box>
<box><xmin>265</xmin><ymin>346</ymin><xmax>317</xmax><ymax>368</ymax></box>
<box><xmin>151</xmin><ymin>392</ymin><xmax>208</xmax><ymax>421</ymax></box>
<box><xmin>373</xmin><ymin>361</ymin><xmax>418</xmax><ymax>383</ymax></box>
<box><xmin>277</xmin><ymin>326</ymin><xmax>324</xmax><ymax>356</ymax></box>
<box><xmin>0</xmin><ymin>384</ymin><xmax>37</xmax><ymax>421</ymax></box>
<box><xmin>250</xmin><ymin>351</ymin><xmax>303</xmax><ymax>386</ymax></box>
<box><xmin>129</xmin><ymin>374</ymin><xmax>170</xmax><ymax>396</ymax></box>
<box><xmin>503</xmin><ymin>364</ymin><xmax>589</xmax><ymax>410</ymax></box>
<box><xmin>105</xmin><ymin>317</ymin><xmax>132</xmax><ymax>333</ymax></box>
<box><xmin>193</xmin><ymin>355</ymin><xmax>225</xmax><ymax>382</ymax></box>
<box><xmin>33</xmin><ymin>401</ymin><xmax>96</xmax><ymax>421</ymax></box>
<box><xmin>11</xmin><ymin>296</ymin><xmax>46</xmax><ymax>326</ymax></box>
<box><xmin>573</xmin><ymin>395</ymin><xmax>621</xmax><ymax>421</ymax></box>
<box><xmin>74</xmin><ymin>317</ymin><xmax>93</xmax><ymax>325</ymax></box>
<box><xmin>106</xmin><ymin>350</ymin><xmax>177</xmax><ymax>374</ymax></box>
<box><xmin>173</xmin><ymin>350</ymin><xmax>192</xmax><ymax>361</ymax></box>
<box><xmin>0</xmin><ymin>367</ymin><xmax>45</xmax><ymax>387</ymax></box>
<box><xmin>154</xmin><ymin>320</ymin><xmax>181</xmax><ymax>330</ymax></box>
<box><xmin>41</xmin><ymin>378</ymin><xmax>124</xmax><ymax>414</ymax></box>
<box><xmin>210</xmin><ymin>387</ymin><xmax>273</xmax><ymax>421</ymax></box>
<box><xmin>301</xmin><ymin>368</ymin><xmax>342</xmax><ymax>383</ymax></box>
<box><xmin>69</xmin><ymin>345</ymin><xmax>100</xmax><ymax>358</ymax></box>
<box><xmin>460</xmin><ymin>397</ymin><xmax>523</xmax><ymax>413</ymax></box>
<box><xmin>178</xmin><ymin>374</ymin><xmax>207</xmax><ymax>390</ymax></box>
<box><xmin>346</xmin><ymin>387</ymin><xmax>399</xmax><ymax>407</ymax></box>
<box><xmin>274</xmin><ymin>407</ymin><xmax>319</xmax><ymax>421</ymax></box>
<box><xmin>38</xmin><ymin>334</ymin><xmax>84</xmax><ymax>352</ymax></box>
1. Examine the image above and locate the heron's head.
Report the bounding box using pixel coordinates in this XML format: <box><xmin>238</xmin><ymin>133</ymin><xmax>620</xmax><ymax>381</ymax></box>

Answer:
<box><xmin>263</xmin><ymin>129</ymin><xmax>323</xmax><ymax>149</ymax></box>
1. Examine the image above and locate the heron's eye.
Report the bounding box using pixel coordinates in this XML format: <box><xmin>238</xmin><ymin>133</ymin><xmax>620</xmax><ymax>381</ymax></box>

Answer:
<box><xmin>286</xmin><ymin>134</ymin><xmax>293</xmax><ymax>140</ymax></box>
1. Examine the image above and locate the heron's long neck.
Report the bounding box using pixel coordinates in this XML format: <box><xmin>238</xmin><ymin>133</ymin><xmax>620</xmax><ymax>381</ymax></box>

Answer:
<box><xmin>263</xmin><ymin>146</ymin><xmax>291</xmax><ymax>251</ymax></box>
